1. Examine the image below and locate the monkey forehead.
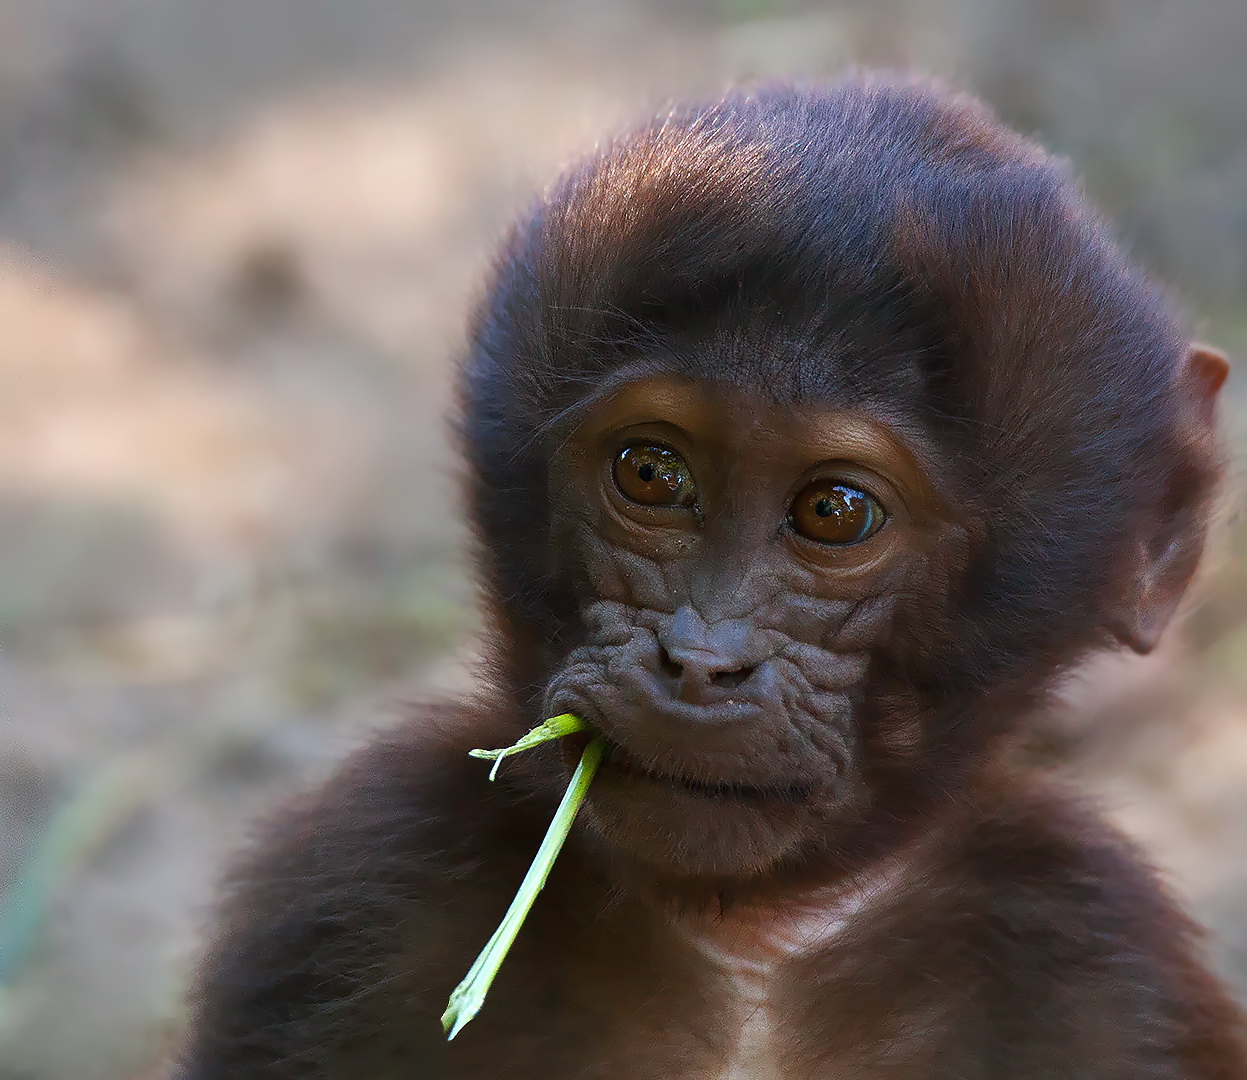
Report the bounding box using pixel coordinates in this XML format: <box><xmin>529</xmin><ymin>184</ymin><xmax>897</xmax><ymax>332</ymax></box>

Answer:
<box><xmin>484</xmin><ymin>83</ymin><xmax>1184</xmax><ymax>481</ymax></box>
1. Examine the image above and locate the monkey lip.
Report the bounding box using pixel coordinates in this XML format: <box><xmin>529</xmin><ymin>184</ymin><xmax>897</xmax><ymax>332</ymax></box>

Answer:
<box><xmin>598</xmin><ymin>739</ymin><xmax>810</xmax><ymax>804</ymax></box>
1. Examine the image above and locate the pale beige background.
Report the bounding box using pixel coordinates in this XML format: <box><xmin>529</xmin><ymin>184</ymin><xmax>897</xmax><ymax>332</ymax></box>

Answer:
<box><xmin>0</xmin><ymin>3</ymin><xmax>1245</xmax><ymax>1078</ymax></box>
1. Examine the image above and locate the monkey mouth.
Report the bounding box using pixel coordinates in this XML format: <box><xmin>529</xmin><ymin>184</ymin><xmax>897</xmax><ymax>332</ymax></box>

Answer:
<box><xmin>598</xmin><ymin>739</ymin><xmax>810</xmax><ymax>804</ymax></box>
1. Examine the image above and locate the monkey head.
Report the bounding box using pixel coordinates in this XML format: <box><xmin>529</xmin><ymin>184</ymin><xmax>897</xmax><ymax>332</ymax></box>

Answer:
<box><xmin>459</xmin><ymin>80</ymin><xmax>1227</xmax><ymax>883</ymax></box>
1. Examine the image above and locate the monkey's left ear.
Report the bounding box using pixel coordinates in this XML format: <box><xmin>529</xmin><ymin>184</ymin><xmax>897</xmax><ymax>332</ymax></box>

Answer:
<box><xmin>1185</xmin><ymin>343</ymin><xmax>1231</xmax><ymax>407</ymax></box>
<box><xmin>1110</xmin><ymin>344</ymin><xmax>1229</xmax><ymax>654</ymax></box>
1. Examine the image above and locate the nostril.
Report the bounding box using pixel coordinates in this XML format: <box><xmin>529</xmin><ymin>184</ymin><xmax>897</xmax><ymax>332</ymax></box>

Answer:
<box><xmin>657</xmin><ymin>641</ymin><xmax>683</xmax><ymax>680</ymax></box>
<box><xmin>710</xmin><ymin>664</ymin><xmax>756</xmax><ymax>690</ymax></box>
<box><xmin>655</xmin><ymin>627</ymin><xmax>762</xmax><ymax>699</ymax></box>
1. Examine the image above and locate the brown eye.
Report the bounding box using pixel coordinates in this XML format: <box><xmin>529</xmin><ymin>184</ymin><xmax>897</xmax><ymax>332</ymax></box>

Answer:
<box><xmin>613</xmin><ymin>444</ymin><xmax>697</xmax><ymax>507</ymax></box>
<box><xmin>788</xmin><ymin>482</ymin><xmax>884</xmax><ymax>545</ymax></box>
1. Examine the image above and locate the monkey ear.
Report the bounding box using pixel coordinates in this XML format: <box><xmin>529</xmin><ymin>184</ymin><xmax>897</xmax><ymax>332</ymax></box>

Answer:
<box><xmin>1186</xmin><ymin>343</ymin><xmax>1230</xmax><ymax>410</ymax></box>
<box><xmin>1109</xmin><ymin>343</ymin><xmax>1228</xmax><ymax>654</ymax></box>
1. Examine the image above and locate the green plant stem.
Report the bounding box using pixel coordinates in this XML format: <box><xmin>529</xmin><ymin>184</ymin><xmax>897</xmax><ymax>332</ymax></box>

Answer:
<box><xmin>442</xmin><ymin>733</ymin><xmax>606</xmax><ymax>1039</ymax></box>
<box><xmin>468</xmin><ymin>712</ymin><xmax>587</xmax><ymax>780</ymax></box>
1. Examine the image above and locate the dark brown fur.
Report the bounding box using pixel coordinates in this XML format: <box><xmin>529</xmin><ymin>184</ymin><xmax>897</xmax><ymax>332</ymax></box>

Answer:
<box><xmin>173</xmin><ymin>77</ymin><xmax>1247</xmax><ymax>1078</ymax></box>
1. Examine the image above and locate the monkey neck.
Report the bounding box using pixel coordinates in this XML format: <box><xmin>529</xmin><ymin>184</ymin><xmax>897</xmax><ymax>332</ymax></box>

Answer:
<box><xmin>598</xmin><ymin>781</ymin><xmax>972</xmax><ymax>922</ymax></box>
<box><xmin>672</xmin><ymin>847</ymin><xmax>917</xmax><ymax>957</ymax></box>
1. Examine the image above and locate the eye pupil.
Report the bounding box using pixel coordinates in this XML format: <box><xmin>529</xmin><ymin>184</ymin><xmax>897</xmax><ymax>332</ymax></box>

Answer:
<box><xmin>814</xmin><ymin>498</ymin><xmax>835</xmax><ymax>518</ymax></box>
<box><xmin>613</xmin><ymin>444</ymin><xmax>697</xmax><ymax>508</ymax></box>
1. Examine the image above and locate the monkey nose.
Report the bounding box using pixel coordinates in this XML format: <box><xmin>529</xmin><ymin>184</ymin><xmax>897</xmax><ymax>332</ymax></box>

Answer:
<box><xmin>657</xmin><ymin>642</ymin><xmax>759</xmax><ymax>703</ymax></box>
<box><xmin>654</xmin><ymin>606</ymin><xmax>763</xmax><ymax>705</ymax></box>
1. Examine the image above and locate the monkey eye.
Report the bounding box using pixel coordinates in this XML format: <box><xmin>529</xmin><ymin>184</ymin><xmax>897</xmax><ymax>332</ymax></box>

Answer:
<box><xmin>613</xmin><ymin>443</ymin><xmax>697</xmax><ymax>508</ymax></box>
<box><xmin>788</xmin><ymin>481</ymin><xmax>884</xmax><ymax>545</ymax></box>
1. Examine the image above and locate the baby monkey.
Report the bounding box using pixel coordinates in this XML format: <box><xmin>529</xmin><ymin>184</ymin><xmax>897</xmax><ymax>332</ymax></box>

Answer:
<box><xmin>174</xmin><ymin>78</ymin><xmax>1246</xmax><ymax>1079</ymax></box>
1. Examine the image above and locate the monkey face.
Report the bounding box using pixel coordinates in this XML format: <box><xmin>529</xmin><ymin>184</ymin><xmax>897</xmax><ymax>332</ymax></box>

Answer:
<box><xmin>542</xmin><ymin>373</ymin><xmax>964</xmax><ymax>878</ymax></box>
<box><xmin>453</xmin><ymin>81</ymin><xmax>1222</xmax><ymax>890</ymax></box>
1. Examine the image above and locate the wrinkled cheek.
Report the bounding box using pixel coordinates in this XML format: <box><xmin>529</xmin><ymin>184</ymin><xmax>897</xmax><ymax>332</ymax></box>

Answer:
<box><xmin>571</xmin><ymin>529</ymin><xmax>693</xmax><ymax>611</ymax></box>
<box><xmin>797</xmin><ymin>725</ymin><xmax>864</xmax><ymax>805</ymax></box>
<box><xmin>543</xmin><ymin>646</ymin><xmax>608</xmax><ymax>696</ymax></box>
<box><xmin>541</xmin><ymin>641</ymin><xmax>636</xmax><ymax>719</ymax></box>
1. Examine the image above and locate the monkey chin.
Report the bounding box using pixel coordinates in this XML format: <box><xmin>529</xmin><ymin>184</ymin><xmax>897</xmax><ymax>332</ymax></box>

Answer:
<box><xmin>579</xmin><ymin>744</ymin><xmax>820</xmax><ymax>879</ymax></box>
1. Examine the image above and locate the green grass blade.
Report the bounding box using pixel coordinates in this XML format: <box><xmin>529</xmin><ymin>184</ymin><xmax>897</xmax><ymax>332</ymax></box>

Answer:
<box><xmin>442</xmin><ymin>733</ymin><xmax>606</xmax><ymax>1039</ymax></box>
<box><xmin>468</xmin><ymin>713</ymin><xmax>587</xmax><ymax>780</ymax></box>
<box><xmin>0</xmin><ymin>751</ymin><xmax>162</xmax><ymax>987</ymax></box>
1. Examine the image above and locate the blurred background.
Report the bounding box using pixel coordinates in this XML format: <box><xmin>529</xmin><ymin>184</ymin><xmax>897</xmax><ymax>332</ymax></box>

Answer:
<box><xmin>1</xmin><ymin>1</ymin><xmax>1245</xmax><ymax>1076</ymax></box>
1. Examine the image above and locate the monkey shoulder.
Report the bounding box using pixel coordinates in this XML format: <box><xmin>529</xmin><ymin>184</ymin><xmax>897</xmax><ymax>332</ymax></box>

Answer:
<box><xmin>176</xmin><ymin>706</ymin><xmax>542</xmax><ymax>1079</ymax></box>
<box><xmin>876</xmin><ymin>777</ymin><xmax>1247</xmax><ymax>1073</ymax></box>
<box><xmin>945</xmin><ymin>779</ymin><xmax>1203</xmax><ymax>964</ymax></box>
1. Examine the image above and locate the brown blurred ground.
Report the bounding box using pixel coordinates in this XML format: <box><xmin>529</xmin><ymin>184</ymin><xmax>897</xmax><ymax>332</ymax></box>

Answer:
<box><xmin>0</xmin><ymin>3</ymin><xmax>1245</xmax><ymax>1078</ymax></box>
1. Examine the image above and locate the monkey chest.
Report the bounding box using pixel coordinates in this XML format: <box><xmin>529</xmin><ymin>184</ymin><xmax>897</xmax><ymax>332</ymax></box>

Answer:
<box><xmin>685</xmin><ymin>931</ymin><xmax>793</xmax><ymax>1080</ymax></box>
<box><xmin>451</xmin><ymin>870</ymin><xmax>913</xmax><ymax>1079</ymax></box>
<box><xmin>673</xmin><ymin>892</ymin><xmax>878</xmax><ymax>1080</ymax></box>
